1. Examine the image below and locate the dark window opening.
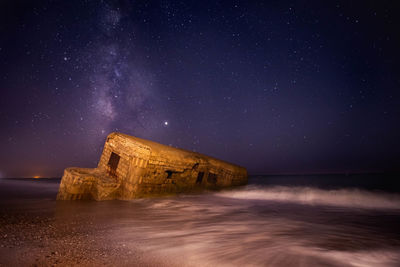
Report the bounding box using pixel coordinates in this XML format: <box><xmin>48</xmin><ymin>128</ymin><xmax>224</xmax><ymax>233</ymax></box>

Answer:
<box><xmin>196</xmin><ymin>172</ymin><xmax>204</xmax><ymax>184</ymax></box>
<box><xmin>207</xmin><ymin>172</ymin><xmax>217</xmax><ymax>184</ymax></box>
<box><xmin>166</xmin><ymin>170</ymin><xmax>173</xmax><ymax>178</ymax></box>
<box><xmin>108</xmin><ymin>152</ymin><xmax>120</xmax><ymax>177</ymax></box>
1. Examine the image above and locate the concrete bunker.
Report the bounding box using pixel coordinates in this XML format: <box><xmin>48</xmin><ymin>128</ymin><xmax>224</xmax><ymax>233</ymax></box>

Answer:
<box><xmin>57</xmin><ymin>132</ymin><xmax>248</xmax><ymax>200</ymax></box>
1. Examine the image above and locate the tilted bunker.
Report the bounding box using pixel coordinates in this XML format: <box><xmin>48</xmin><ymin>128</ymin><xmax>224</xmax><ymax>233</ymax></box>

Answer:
<box><xmin>57</xmin><ymin>132</ymin><xmax>248</xmax><ymax>200</ymax></box>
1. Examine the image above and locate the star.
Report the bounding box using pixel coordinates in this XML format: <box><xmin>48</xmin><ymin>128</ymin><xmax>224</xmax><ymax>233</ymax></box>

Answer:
<box><xmin>164</xmin><ymin>121</ymin><xmax>169</xmax><ymax>126</ymax></box>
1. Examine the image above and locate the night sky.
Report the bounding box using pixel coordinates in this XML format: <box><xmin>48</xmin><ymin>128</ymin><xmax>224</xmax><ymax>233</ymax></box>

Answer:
<box><xmin>1</xmin><ymin>0</ymin><xmax>399</xmax><ymax>178</ymax></box>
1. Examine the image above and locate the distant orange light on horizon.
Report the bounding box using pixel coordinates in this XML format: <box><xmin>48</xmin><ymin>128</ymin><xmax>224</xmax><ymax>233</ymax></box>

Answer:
<box><xmin>33</xmin><ymin>175</ymin><xmax>40</xmax><ymax>179</ymax></box>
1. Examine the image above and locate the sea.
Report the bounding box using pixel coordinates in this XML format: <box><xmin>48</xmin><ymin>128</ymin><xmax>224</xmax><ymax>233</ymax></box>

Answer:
<box><xmin>1</xmin><ymin>174</ymin><xmax>400</xmax><ymax>266</ymax></box>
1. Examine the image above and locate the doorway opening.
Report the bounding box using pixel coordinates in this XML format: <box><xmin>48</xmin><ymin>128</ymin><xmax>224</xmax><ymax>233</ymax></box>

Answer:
<box><xmin>196</xmin><ymin>172</ymin><xmax>204</xmax><ymax>184</ymax></box>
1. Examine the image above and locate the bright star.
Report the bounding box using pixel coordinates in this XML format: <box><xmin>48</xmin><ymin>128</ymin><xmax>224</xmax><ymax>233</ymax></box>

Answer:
<box><xmin>164</xmin><ymin>121</ymin><xmax>168</xmax><ymax>126</ymax></box>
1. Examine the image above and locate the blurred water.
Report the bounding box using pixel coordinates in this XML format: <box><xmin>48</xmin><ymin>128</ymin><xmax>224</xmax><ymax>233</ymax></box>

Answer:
<box><xmin>217</xmin><ymin>185</ymin><xmax>400</xmax><ymax>209</ymax></box>
<box><xmin>1</xmin><ymin>175</ymin><xmax>400</xmax><ymax>266</ymax></box>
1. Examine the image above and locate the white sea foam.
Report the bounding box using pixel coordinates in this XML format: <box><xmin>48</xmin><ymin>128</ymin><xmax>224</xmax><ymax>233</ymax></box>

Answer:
<box><xmin>297</xmin><ymin>247</ymin><xmax>400</xmax><ymax>267</ymax></box>
<box><xmin>217</xmin><ymin>186</ymin><xmax>400</xmax><ymax>209</ymax></box>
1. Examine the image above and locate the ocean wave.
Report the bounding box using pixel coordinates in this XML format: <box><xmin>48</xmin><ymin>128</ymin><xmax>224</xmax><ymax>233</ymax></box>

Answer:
<box><xmin>216</xmin><ymin>186</ymin><xmax>400</xmax><ymax>209</ymax></box>
<box><xmin>306</xmin><ymin>248</ymin><xmax>400</xmax><ymax>267</ymax></box>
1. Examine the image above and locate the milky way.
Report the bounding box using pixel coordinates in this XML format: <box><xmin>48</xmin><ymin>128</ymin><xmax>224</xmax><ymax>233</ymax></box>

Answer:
<box><xmin>88</xmin><ymin>4</ymin><xmax>163</xmax><ymax>136</ymax></box>
<box><xmin>0</xmin><ymin>0</ymin><xmax>399</xmax><ymax>177</ymax></box>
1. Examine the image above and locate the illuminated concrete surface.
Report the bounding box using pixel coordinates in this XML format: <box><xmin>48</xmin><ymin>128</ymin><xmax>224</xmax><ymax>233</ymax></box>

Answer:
<box><xmin>57</xmin><ymin>132</ymin><xmax>247</xmax><ymax>200</ymax></box>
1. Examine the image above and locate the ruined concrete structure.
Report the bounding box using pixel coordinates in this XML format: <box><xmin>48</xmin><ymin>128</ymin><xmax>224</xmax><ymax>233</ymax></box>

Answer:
<box><xmin>57</xmin><ymin>132</ymin><xmax>248</xmax><ymax>200</ymax></box>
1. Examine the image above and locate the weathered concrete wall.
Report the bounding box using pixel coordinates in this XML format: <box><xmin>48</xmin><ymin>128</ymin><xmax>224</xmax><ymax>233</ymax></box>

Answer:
<box><xmin>57</xmin><ymin>132</ymin><xmax>247</xmax><ymax>200</ymax></box>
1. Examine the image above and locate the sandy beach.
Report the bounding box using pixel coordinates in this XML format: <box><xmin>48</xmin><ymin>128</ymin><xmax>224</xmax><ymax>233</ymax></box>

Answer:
<box><xmin>0</xmin><ymin>179</ymin><xmax>160</xmax><ymax>267</ymax></box>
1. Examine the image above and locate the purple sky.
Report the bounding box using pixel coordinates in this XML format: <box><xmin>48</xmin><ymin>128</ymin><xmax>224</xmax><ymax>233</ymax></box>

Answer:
<box><xmin>1</xmin><ymin>0</ymin><xmax>399</xmax><ymax>177</ymax></box>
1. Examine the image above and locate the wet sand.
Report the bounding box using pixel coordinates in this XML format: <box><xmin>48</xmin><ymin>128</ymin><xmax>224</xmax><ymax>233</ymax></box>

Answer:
<box><xmin>0</xmin><ymin>179</ymin><xmax>158</xmax><ymax>267</ymax></box>
<box><xmin>0</xmin><ymin>207</ymin><xmax>147</xmax><ymax>266</ymax></box>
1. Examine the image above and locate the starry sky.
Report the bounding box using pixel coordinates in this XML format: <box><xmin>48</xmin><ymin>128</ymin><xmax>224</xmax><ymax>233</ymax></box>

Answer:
<box><xmin>1</xmin><ymin>0</ymin><xmax>399</xmax><ymax>177</ymax></box>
